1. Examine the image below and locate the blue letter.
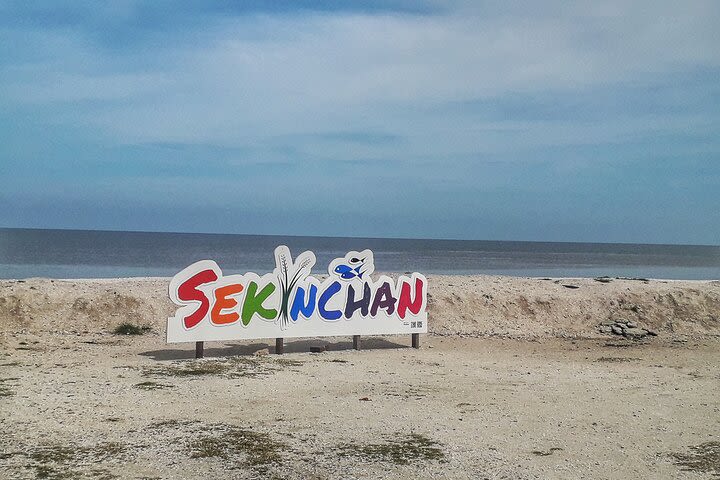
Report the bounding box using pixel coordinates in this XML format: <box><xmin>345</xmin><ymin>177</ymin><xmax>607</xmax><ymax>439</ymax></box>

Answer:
<box><xmin>318</xmin><ymin>281</ymin><xmax>342</xmax><ymax>321</ymax></box>
<box><xmin>290</xmin><ymin>285</ymin><xmax>318</xmax><ymax>321</ymax></box>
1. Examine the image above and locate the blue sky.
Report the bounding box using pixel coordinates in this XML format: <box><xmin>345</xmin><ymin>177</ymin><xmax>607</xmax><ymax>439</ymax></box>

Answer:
<box><xmin>1</xmin><ymin>1</ymin><xmax>718</xmax><ymax>244</ymax></box>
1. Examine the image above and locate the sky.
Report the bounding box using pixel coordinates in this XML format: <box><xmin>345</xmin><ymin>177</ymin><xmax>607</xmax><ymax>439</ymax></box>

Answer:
<box><xmin>1</xmin><ymin>1</ymin><xmax>719</xmax><ymax>244</ymax></box>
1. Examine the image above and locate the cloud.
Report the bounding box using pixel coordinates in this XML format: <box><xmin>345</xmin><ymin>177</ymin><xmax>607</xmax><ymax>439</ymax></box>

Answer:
<box><xmin>0</xmin><ymin>1</ymin><xmax>719</xmax><ymax>242</ymax></box>
<box><xmin>4</xmin><ymin>2</ymin><xmax>719</xmax><ymax>142</ymax></box>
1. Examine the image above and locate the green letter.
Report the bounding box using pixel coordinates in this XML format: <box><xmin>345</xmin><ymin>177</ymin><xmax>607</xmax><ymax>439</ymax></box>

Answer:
<box><xmin>241</xmin><ymin>281</ymin><xmax>277</xmax><ymax>326</ymax></box>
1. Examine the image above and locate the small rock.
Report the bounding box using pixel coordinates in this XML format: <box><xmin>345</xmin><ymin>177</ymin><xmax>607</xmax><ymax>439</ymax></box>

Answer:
<box><xmin>253</xmin><ymin>348</ymin><xmax>269</xmax><ymax>356</ymax></box>
<box><xmin>598</xmin><ymin>326</ymin><xmax>613</xmax><ymax>334</ymax></box>
<box><xmin>645</xmin><ymin>329</ymin><xmax>658</xmax><ymax>336</ymax></box>
<box><xmin>600</xmin><ymin>320</ymin><xmax>616</xmax><ymax>326</ymax></box>
<box><xmin>611</xmin><ymin>326</ymin><xmax>624</xmax><ymax>335</ymax></box>
<box><xmin>626</xmin><ymin>321</ymin><xmax>638</xmax><ymax>328</ymax></box>
<box><xmin>623</xmin><ymin>327</ymin><xmax>648</xmax><ymax>339</ymax></box>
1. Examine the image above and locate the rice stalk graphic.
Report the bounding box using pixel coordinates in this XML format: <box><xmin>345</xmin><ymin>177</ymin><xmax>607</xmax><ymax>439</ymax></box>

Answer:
<box><xmin>276</xmin><ymin>248</ymin><xmax>314</xmax><ymax>329</ymax></box>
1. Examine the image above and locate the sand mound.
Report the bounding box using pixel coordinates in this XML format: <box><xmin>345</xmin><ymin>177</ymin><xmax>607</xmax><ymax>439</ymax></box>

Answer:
<box><xmin>0</xmin><ymin>278</ymin><xmax>172</xmax><ymax>335</ymax></box>
<box><xmin>1</xmin><ymin>276</ymin><xmax>718</xmax><ymax>339</ymax></box>
<box><xmin>427</xmin><ymin>275</ymin><xmax>720</xmax><ymax>338</ymax></box>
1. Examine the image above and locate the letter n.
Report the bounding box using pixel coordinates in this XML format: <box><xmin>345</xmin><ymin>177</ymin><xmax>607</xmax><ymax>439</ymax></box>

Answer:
<box><xmin>290</xmin><ymin>285</ymin><xmax>317</xmax><ymax>321</ymax></box>
<box><xmin>397</xmin><ymin>277</ymin><xmax>425</xmax><ymax>319</ymax></box>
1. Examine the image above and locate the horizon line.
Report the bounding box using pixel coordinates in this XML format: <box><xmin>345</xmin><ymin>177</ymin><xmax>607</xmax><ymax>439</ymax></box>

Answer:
<box><xmin>1</xmin><ymin>225</ymin><xmax>718</xmax><ymax>249</ymax></box>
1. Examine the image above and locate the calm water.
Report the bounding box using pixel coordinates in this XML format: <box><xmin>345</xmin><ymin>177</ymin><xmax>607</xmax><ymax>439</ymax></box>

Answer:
<box><xmin>1</xmin><ymin>228</ymin><xmax>719</xmax><ymax>280</ymax></box>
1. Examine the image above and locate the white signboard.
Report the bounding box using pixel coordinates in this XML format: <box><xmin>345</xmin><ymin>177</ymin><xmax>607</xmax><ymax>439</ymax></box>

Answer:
<box><xmin>167</xmin><ymin>246</ymin><xmax>427</xmax><ymax>343</ymax></box>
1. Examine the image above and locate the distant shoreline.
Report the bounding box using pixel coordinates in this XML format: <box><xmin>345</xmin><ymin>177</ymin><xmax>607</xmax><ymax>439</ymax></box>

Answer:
<box><xmin>2</xmin><ymin>274</ymin><xmax>718</xmax><ymax>283</ymax></box>
<box><xmin>2</xmin><ymin>225</ymin><xmax>719</xmax><ymax>247</ymax></box>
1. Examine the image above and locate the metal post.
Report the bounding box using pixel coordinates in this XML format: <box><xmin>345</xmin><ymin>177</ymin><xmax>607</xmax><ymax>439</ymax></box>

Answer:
<box><xmin>275</xmin><ymin>338</ymin><xmax>284</xmax><ymax>355</ymax></box>
<box><xmin>353</xmin><ymin>335</ymin><xmax>361</xmax><ymax>350</ymax></box>
<box><xmin>411</xmin><ymin>333</ymin><xmax>420</xmax><ymax>349</ymax></box>
<box><xmin>195</xmin><ymin>341</ymin><xmax>204</xmax><ymax>359</ymax></box>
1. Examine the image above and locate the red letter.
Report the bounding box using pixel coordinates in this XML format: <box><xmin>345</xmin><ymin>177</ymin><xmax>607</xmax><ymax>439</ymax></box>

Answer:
<box><xmin>397</xmin><ymin>277</ymin><xmax>424</xmax><ymax>319</ymax></box>
<box><xmin>177</xmin><ymin>269</ymin><xmax>218</xmax><ymax>329</ymax></box>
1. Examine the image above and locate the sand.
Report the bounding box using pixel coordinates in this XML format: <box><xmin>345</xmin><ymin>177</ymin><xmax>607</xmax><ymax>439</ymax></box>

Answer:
<box><xmin>1</xmin><ymin>275</ymin><xmax>719</xmax><ymax>479</ymax></box>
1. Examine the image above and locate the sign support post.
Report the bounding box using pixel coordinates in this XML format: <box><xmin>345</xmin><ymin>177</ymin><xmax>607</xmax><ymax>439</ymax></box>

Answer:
<box><xmin>195</xmin><ymin>341</ymin><xmax>204</xmax><ymax>359</ymax></box>
<box><xmin>412</xmin><ymin>333</ymin><xmax>420</xmax><ymax>349</ymax></box>
<box><xmin>275</xmin><ymin>337</ymin><xmax>284</xmax><ymax>355</ymax></box>
<box><xmin>353</xmin><ymin>335</ymin><xmax>361</xmax><ymax>350</ymax></box>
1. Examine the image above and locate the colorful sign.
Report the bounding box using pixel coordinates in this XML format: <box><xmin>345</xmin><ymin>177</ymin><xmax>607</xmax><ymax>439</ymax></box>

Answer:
<box><xmin>167</xmin><ymin>246</ymin><xmax>428</xmax><ymax>343</ymax></box>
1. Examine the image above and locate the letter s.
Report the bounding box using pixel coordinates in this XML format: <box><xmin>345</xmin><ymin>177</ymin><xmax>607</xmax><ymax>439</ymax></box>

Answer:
<box><xmin>172</xmin><ymin>263</ymin><xmax>220</xmax><ymax>329</ymax></box>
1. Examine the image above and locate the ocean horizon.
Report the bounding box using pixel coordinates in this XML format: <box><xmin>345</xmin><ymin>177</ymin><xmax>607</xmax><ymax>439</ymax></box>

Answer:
<box><xmin>2</xmin><ymin>227</ymin><xmax>719</xmax><ymax>280</ymax></box>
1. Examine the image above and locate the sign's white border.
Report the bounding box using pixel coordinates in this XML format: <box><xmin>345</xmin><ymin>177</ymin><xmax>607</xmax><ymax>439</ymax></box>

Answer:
<box><xmin>167</xmin><ymin>246</ymin><xmax>427</xmax><ymax>343</ymax></box>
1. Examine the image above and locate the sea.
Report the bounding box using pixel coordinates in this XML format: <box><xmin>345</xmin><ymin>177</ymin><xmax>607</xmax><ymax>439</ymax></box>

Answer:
<box><xmin>1</xmin><ymin>228</ymin><xmax>719</xmax><ymax>280</ymax></box>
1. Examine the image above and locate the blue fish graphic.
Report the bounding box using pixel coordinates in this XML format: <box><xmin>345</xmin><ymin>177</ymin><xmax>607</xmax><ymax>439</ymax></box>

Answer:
<box><xmin>334</xmin><ymin>257</ymin><xmax>365</xmax><ymax>279</ymax></box>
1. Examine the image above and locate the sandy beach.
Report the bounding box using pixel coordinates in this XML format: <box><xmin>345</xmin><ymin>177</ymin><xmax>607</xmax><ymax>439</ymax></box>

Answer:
<box><xmin>1</xmin><ymin>275</ymin><xmax>719</xmax><ymax>479</ymax></box>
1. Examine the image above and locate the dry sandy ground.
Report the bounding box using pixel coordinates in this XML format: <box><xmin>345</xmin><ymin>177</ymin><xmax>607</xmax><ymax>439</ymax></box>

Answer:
<box><xmin>1</xmin><ymin>276</ymin><xmax>719</xmax><ymax>479</ymax></box>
